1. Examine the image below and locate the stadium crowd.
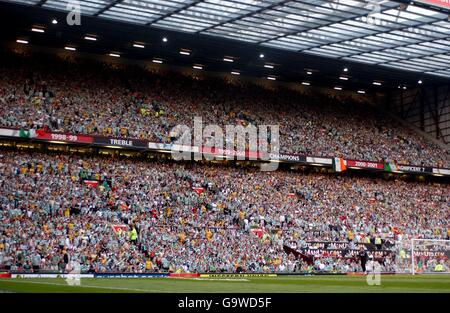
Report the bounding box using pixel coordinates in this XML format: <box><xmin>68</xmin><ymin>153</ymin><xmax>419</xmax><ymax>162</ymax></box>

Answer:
<box><xmin>0</xmin><ymin>150</ymin><xmax>448</xmax><ymax>273</ymax></box>
<box><xmin>0</xmin><ymin>53</ymin><xmax>448</xmax><ymax>167</ymax></box>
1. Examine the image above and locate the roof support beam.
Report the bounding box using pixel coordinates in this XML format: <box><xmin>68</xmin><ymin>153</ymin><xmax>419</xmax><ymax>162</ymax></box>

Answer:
<box><xmin>257</xmin><ymin>0</ymin><xmax>397</xmax><ymax>45</ymax></box>
<box><xmin>94</xmin><ymin>0</ymin><xmax>124</xmax><ymax>17</ymax></box>
<box><xmin>433</xmin><ymin>85</ymin><xmax>441</xmax><ymax>140</ymax></box>
<box><xmin>198</xmin><ymin>0</ymin><xmax>292</xmax><ymax>33</ymax></box>
<box><xmin>146</xmin><ymin>1</ymin><xmax>202</xmax><ymax>26</ymax></box>
<box><xmin>420</xmin><ymin>87</ymin><xmax>425</xmax><ymax>131</ymax></box>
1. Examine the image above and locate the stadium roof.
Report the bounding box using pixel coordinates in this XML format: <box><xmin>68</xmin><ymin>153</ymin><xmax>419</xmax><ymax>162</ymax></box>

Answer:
<box><xmin>5</xmin><ymin>0</ymin><xmax>450</xmax><ymax>79</ymax></box>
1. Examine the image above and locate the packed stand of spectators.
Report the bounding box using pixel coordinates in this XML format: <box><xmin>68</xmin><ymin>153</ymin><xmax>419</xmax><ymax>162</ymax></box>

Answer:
<box><xmin>0</xmin><ymin>52</ymin><xmax>448</xmax><ymax>167</ymax></box>
<box><xmin>0</xmin><ymin>150</ymin><xmax>448</xmax><ymax>273</ymax></box>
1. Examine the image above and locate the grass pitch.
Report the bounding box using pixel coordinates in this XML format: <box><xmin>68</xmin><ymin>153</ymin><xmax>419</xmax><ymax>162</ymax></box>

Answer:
<box><xmin>0</xmin><ymin>275</ymin><xmax>449</xmax><ymax>293</ymax></box>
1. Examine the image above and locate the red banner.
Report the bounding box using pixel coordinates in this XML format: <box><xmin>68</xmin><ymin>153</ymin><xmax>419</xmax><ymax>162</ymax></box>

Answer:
<box><xmin>36</xmin><ymin>131</ymin><xmax>93</xmax><ymax>144</ymax></box>
<box><xmin>346</xmin><ymin>160</ymin><xmax>384</xmax><ymax>170</ymax></box>
<box><xmin>111</xmin><ymin>224</ymin><xmax>128</xmax><ymax>234</ymax></box>
<box><xmin>250</xmin><ymin>228</ymin><xmax>263</xmax><ymax>238</ymax></box>
<box><xmin>192</xmin><ymin>187</ymin><xmax>205</xmax><ymax>194</ymax></box>
<box><xmin>83</xmin><ymin>180</ymin><xmax>99</xmax><ymax>188</ymax></box>
<box><xmin>416</xmin><ymin>0</ymin><xmax>450</xmax><ymax>9</ymax></box>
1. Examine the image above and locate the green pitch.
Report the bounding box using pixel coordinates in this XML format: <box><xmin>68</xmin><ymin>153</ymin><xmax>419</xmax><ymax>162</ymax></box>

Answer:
<box><xmin>0</xmin><ymin>275</ymin><xmax>449</xmax><ymax>293</ymax></box>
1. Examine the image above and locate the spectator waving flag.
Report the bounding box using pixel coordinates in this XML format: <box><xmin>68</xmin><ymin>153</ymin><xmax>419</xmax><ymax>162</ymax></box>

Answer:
<box><xmin>111</xmin><ymin>224</ymin><xmax>128</xmax><ymax>235</ymax></box>
<box><xmin>384</xmin><ymin>162</ymin><xmax>399</xmax><ymax>172</ymax></box>
<box><xmin>192</xmin><ymin>186</ymin><xmax>205</xmax><ymax>195</ymax></box>
<box><xmin>333</xmin><ymin>158</ymin><xmax>347</xmax><ymax>172</ymax></box>
<box><xmin>83</xmin><ymin>180</ymin><xmax>99</xmax><ymax>188</ymax></box>
<box><xmin>19</xmin><ymin>128</ymin><xmax>30</xmax><ymax>138</ymax></box>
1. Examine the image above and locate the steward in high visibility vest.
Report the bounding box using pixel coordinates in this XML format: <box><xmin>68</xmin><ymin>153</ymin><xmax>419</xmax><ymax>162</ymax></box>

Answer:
<box><xmin>129</xmin><ymin>227</ymin><xmax>138</xmax><ymax>243</ymax></box>
<box><xmin>375</xmin><ymin>236</ymin><xmax>382</xmax><ymax>249</ymax></box>
<box><xmin>434</xmin><ymin>264</ymin><xmax>444</xmax><ymax>272</ymax></box>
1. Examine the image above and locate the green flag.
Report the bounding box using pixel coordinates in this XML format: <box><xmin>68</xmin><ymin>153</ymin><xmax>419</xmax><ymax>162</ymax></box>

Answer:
<box><xmin>19</xmin><ymin>128</ymin><xmax>30</xmax><ymax>138</ymax></box>
<box><xmin>384</xmin><ymin>162</ymin><xmax>399</xmax><ymax>172</ymax></box>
